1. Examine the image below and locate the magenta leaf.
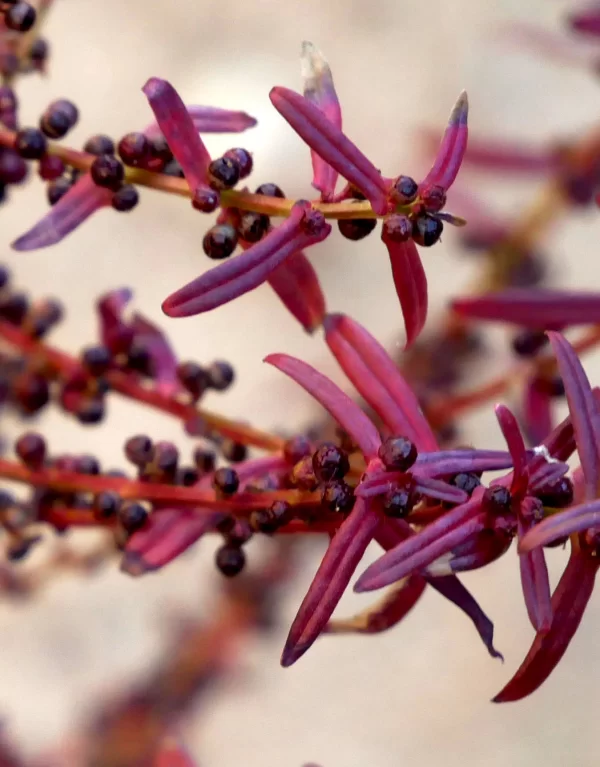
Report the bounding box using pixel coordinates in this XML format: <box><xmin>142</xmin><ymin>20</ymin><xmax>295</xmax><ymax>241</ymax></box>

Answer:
<box><xmin>548</xmin><ymin>332</ymin><xmax>600</xmax><ymax>500</ymax></box>
<box><xmin>97</xmin><ymin>287</ymin><xmax>134</xmax><ymax>353</ymax></box>
<box><xmin>380</xmin><ymin>231</ymin><xmax>428</xmax><ymax>349</ymax></box>
<box><xmin>431</xmin><ymin>530</ymin><xmax>511</xmax><ymax>575</ymax></box>
<box><xmin>281</xmin><ymin>497</ymin><xmax>380</xmax><ymax>666</ymax></box>
<box><xmin>324</xmin><ymin>313</ymin><xmax>438</xmax><ymax>451</ymax></box>
<box><xmin>412</xmin><ymin>476</ymin><xmax>468</xmax><ymax>504</ymax></box>
<box><xmin>518</xmin><ymin>502</ymin><xmax>552</xmax><ymax>634</ymax></box>
<box><xmin>569</xmin><ymin>9</ymin><xmax>600</xmax><ymax>38</ymax></box>
<box><xmin>522</xmin><ymin>376</ymin><xmax>553</xmax><ymax>446</ymax></box>
<box><xmin>461</xmin><ymin>136</ymin><xmax>556</xmax><ymax>174</ymax></box>
<box><xmin>131</xmin><ymin>312</ymin><xmax>180</xmax><ymax>396</ymax></box>
<box><xmin>414</xmin><ymin>448</ymin><xmax>515</xmax><ymax>476</ymax></box>
<box><xmin>162</xmin><ymin>202</ymin><xmax>331</xmax><ymax>317</ymax></box>
<box><xmin>519</xmin><ymin>497</ymin><xmax>600</xmax><ymax>551</ymax></box>
<box><xmin>145</xmin><ymin>105</ymin><xmax>256</xmax><ymax>138</ymax></box>
<box><xmin>269</xmin><ymin>86</ymin><xmax>388</xmax><ymax>214</ymax></box>
<box><xmin>142</xmin><ymin>77</ymin><xmax>212</xmax><ymax>192</ymax></box>
<box><xmin>265</xmin><ymin>353</ymin><xmax>381</xmax><ymax>458</ymax></box>
<box><xmin>12</xmin><ymin>173</ymin><xmax>113</xmax><ymax>251</ymax></box>
<box><xmin>452</xmin><ymin>289</ymin><xmax>600</xmax><ymax>328</ymax></box>
<box><xmin>301</xmin><ymin>41</ymin><xmax>342</xmax><ymax>200</ymax></box>
<box><xmin>420</xmin><ymin>91</ymin><xmax>468</xmax><ymax>192</ymax></box>
<box><xmin>495</xmin><ymin>404</ymin><xmax>528</xmax><ymax>495</ymax></box>
<box><xmin>267</xmin><ymin>249</ymin><xmax>326</xmax><ymax>333</ymax></box>
<box><xmin>494</xmin><ymin>545</ymin><xmax>598</xmax><ymax>702</ymax></box>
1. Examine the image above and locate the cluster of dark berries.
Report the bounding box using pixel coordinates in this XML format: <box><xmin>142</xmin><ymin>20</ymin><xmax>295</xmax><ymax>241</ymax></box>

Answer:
<box><xmin>0</xmin><ymin>2</ymin><xmax>36</xmax><ymax>33</ymax></box>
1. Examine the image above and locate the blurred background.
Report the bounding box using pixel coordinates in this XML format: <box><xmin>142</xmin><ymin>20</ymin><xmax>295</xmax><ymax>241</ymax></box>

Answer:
<box><xmin>2</xmin><ymin>0</ymin><xmax>600</xmax><ymax>764</ymax></box>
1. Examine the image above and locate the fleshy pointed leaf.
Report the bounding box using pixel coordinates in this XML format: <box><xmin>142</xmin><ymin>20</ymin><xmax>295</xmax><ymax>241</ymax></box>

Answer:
<box><xmin>518</xmin><ymin>505</ymin><xmax>552</xmax><ymax>634</ymax></box>
<box><xmin>281</xmin><ymin>498</ymin><xmax>379</xmax><ymax>666</ymax></box>
<box><xmin>97</xmin><ymin>287</ymin><xmax>134</xmax><ymax>353</ymax></box>
<box><xmin>428</xmin><ymin>529</ymin><xmax>511</xmax><ymax>575</ymax></box>
<box><xmin>522</xmin><ymin>376</ymin><xmax>553</xmax><ymax>446</ymax></box>
<box><xmin>269</xmin><ymin>86</ymin><xmax>388</xmax><ymax>214</ymax></box>
<box><xmin>381</xmin><ymin>231</ymin><xmax>428</xmax><ymax>349</ymax></box>
<box><xmin>267</xmin><ymin>250</ymin><xmax>326</xmax><ymax>332</ymax></box>
<box><xmin>413</xmin><ymin>476</ymin><xmax>468</xmax><ymax>504</ymax></box>
<box><xmin>145</xmin><ymin>105</ymin><xmax>256</xmax><ymax>138</ymax></box>
<box><xmin>131</xmin><ymin>312</ymin><xmax>180</xmax><ymax>396</ymax></box>
<box><xmin>301</xmin><ymin>41</ymin><xmax>342</xmax><ymax>200</ymax></box>
<box><xmin>163</xmin><ymin>202</ymin><xmax>331</xmax><ymax>317</ymax></box>
<box><xmin>420</xmin><ymin>91</ymin><xmax>468</xmax><ymax>192</ymax></box>
<box><xmin>143</xmin><ymin>77</ymin><xmax>212</xmax><ymax>192</ymax></box>
<box><xmin>12</xmin><ymin>173</ymin><xmax>112</xmax><ymax>251</ymax></box>
<box><xmin>265</xmin><ymin>352</ymin><xmax>381</xmax><ymax>457</ymax></box>
<box><xmin>519</xmin><ymin>497</ymin><xmax>600</xmax><ymax>551</ymax></box>
<box><xmin>414</xmin><ymin>448</ymin><xmax>515</xmax><ymax>476</ymax></box>
<box><xmin>324</xmin><ymin>313</ymin><xmax>438</xmax><ymax>450</ymax></box>
<box><xmin>495</xmin><ymin>404</ymin><xmax>528</xmax><ymax>495</ymax></box>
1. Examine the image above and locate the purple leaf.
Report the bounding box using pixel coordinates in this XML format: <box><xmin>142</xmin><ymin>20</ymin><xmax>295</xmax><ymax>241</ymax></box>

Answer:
<box><xmin>281</xmin><ymin>497</ymin><xmax>380</xmax><ymax>666</ymax></box>
<box><xmin>131</xmin><ymin>312</ymin><xmax>180</xmax><ymax>396</ymax></box>
<box><xmin>413</xmin><ymin>475</ymin><xmax>468</xmax><ymax>504</ymax></box>
<box><xmin>269</xmin><ymin>86</ymin><xmax>388</xmax><ymax>214</ymax></box>
<box><xmin>414</xmin><ymin>448</ymin><xmax>515</xmax><ymax>476</ymax></box>
<box><xmin>495</xmin><ymin>404</ymin><xmax>528</xmax><ymax>495</ymax></box>
<box><xmin>548</xmin><ymin>332</ymin><xmax>600</xmax><ymax>500</ymax></box>
<box><xmin>267</xmin><ymin>249</ymin><xmax>326</xmax><ymax>333</ymax></box>
<box><xmin>518</xmin><ymin>503</ymin><xmax>552</xmax><ymax>634</ymax></box>
<box><xmin>528</xmin><ymin>460</ymin><xmax>570</xmax><ymax>494</ymax></box>
<box><xmin>301</xmin><ymin>41</ymin><xmax>342</xmax><ymax>200</ymax></box>
<box><xmin>494</xmin><ymin>545</ymin><xmax>598</xmax><ymax>702</ymax></box>
<box><xmin>142</xmin><ymin>77</ymin><xmax>212</xmax><ymax>192</ymax></box>
<box><xmin>569</xmin><ymin>9</ymin><xmax>600</xmax><ymax>38</ymax></box>
<box><xmin>162</xmin><ymin>201</ymin><xmax>331</xmax><ymax>317</ymax></box>
<box><xmin>452</xmin><ymin>289</ymin><xmax>600</xmax><ymax>328</ymax></box>
<box><xmin>97</xmin><ymin>287</ymin><xmax>134</xmax><ymax>354</ymax></box>
<box><xmin>381</xmin><ymin>230</ymin><xmax>428</xmax><ymax>349</ymax></box>
<box><xmin>420</xmin><ymin>91</ymin><xmax>468</xmax><ymax>192</ymax></box>
<box><xmin>519</xmin><ymin>497</ymin><xmax>600</xmax><ymax>551</ymax></box>
<box><xmin>12</xmin><ymin>173</ymin><xmax>113</xmax><ymax>251</ymax></box>
<box><xmin>145</xmin><ymin>105</ymin><xmax>256</xmax><ymax>138</ymax></box>
<box><xmin>430</xmin><ymin>529</ymin><xmax>511</xmax><ymax>575</ymax></box>
<box><xmin>265</xmin><ymin>352</ymin><xmax>381</xmax><ymax>458</ymax></box>
<box><xmin>324</xmin><ymin>313</ymin><xmax>438</xmax><ymax>451</ymax></box>
<box><xmin>462</xmin><ymin>136</ymin><xmax>556</xmax><ymax>174</ymax></box>
<box><xmin>522</xmin><ymin>376</ymin><xmax>553</xmax><ymax>446</ymax></box>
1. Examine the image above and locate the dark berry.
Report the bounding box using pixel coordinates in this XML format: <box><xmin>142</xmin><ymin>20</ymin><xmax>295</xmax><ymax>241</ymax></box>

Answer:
<box><xmin>511</xmin><ymin>329</ymin><xmax>548</xmax><ymax>357</ymax></box>
<box><xmin>125</xmin><ymin>435</ymin><xmax>153</xmax><ymax>467</ymax></box>
<box><xmin>450</xmin><ymin>472</ymin><xmax>481</xmax><ymax>496</ymax></box>
<box><xmin>378</xmin><ymin>437</ymin><xmax>418</xmax><ymax>472</ymax></box>
<box><xmin>149</xmin><ymin>135</ymin><xmax>172</xmax><ymax>165</ymax></box>
<box><xmin>421</xmin><ymin>184</ymin><xmax>446</xmax><ymax>212</ymax></box>
<box><xmin>91</xmin><ymin>154</ymin><xmax>124</xmax><ymax>189</ymax></box>
<box><xmin>215</xmin><ymin>544</ymin><xmax>246</xmax><ymax>577</ymax></box>
<box><xmin>84</xmin><ymin>135</ymin><xmax>115</xmax><ymax>156</ymax></box>
<box><xmin>82</xmin><ymin>345</ymin><xmax>112</xmax><ymax>376</ymax></box>
<box><xmin>5</xmin><ymin>3</ymin><xmax>36</xmax><ymax>33</ymax></box>
<box><xmin>312</xmin><ymin>443</ymin><xmax>350</xmax><ymax>482</ymax></box>
<box><xmin>412</xmin><ymin>214</ymin><xmax>443</xmax><ymax>247</ymax></box>
<box><xmin>14</xmin><ymin>128</ymin><xmax>47</xmax><ymax>160</ymax></box>
<box><xmin>221</xmin><ymin>439</ymin><xmax>247</xmax><ymax>463</ymax></box>
<box><xmin>75</xmin><ymin>398</ymin><xmax>105</xmax><ymax>424</ymax></box>
<box><xmin>40</xmin><ymin>108</ymin><xmax>71</xmax><ymax>140</ymax></box>
<box><xmin>126</xmin><ymin>339</ymin><xmax>152</xmax><ymax>375</ymax></box>
<box><xmin>193</xmin><ymin>448</ymin><xmax>216</xmax><ymax>473</ymax></box>
<box><xmin>290</xmin><ymin>455</ymin><xmax>318</xmax><ymax>490</ymax></box>
<box><xmin>337</xmin><ymin>217</ymin><xmax>377</xmax><ymax>241</ymax></box>
<box><xmin>0</xmin><ymin>149</ymin><xmax>28</xmax><ymax>184</ymax></box>
<box><xmin>38</xmin><ymin>154</ymin><xmax>65</xmax><ymax>181</ymax></box>
<box><xmin>152</xmin><ymin>441</ymin><xmax>179</xmax><ymax>478</ymax></box>
<box><xmin>29</xmin><ymin>37</ymin><xmax>48</xmax><ymax>66</ymax></box>
<box><xmin>483</xmin><ymin>485</ymin><xmax>512</xmax><ymax>514</ymax></box>
<box><xmin>0</xmin><ymin>292</ymin><xmax>28</xmax><ymax>324</ymax></box>
<box><xmin>112</xmin><ymin>184</ymin><xmax>139</xmax><ymax>212</ymax></box>
<box><xmin>163</xmin><ymin>159</ymin><xmax>184</xmax><ymax>177</ymax></box>
<box><xmin>283</xmin><ymin>435</ymin><xmax>312</xmax><ymax>465</ymax></box>
<box><xmin>213</xmin><ymin>467</ymin><xmax>239</xmax><ymax>495</ymax></box>
<box><xmin>237</xmin><ymin>211</ymin><xmax>270</xmax><ymax>242</ymax></box>
<box><xmin>118</xmin><ymin>502</ymin><xmax>148</xmax><ymax>534</ymax></box>
<box><xmin>118</xmin><ymin>132</ymin><xmax>150</xmax><ymax>167</ymax></box>
<box><xmin>177</xmin><ymin>466</ymin><xmax>199</xmax><ymax>486</ymax></box>
<box><xmin>224</xmin><ymin>148</ymin><xmax>253</xmax><ymax>178</ymax></box>
<box><xmin>202</xmin><ymin>224</ymin><xmax>238</xmax><ymax>259</ymax></box>
<box><xmin>255</xmin><ymin>182</ymin><xmax>284</xmax><ymax>198</ymax></box>
<box><xmin>392</xmin><ymin>175</ymin><xmax>418</xmax><ymax>204</ymax></box>
<box><xmin>192</xmin><ymin>186</ymin><xmax>219</xmax><ymax>213</ymax></box>
<box><xmin>536</xmin><ymin>476</ymin><xmax>574</xmax><ymax>509</ymax></box>
<box><xmin>13</xmin><ymin>373</ymin><xmax>49</xmax><ymax>414</ymax></box>
<box><xmin>207</xmin><ymin>156</ymin><xmax>240</xmax><ymax>190</ymax></box>
<box><xmin>47</xmin><ymin>176</ymin><xmax>72</xmax><ymax>205</ymax></box>
<box><xmin>93</xmin><ymin>491</ymin><xmax>121</xmax><ymax>520</ymax></box>
<box><xmin>7</xmin><ymin>537</ymin><xmax>39</xmax><ymax>562</ymax></box>
<box><xmin>176</xmin><ymin>361</ymin><xmax>209</xmax><ymax>399</ymax></box>
<box><xmin>0</xmin><ymin>265</ymin><xmax>9</xmax><ymax>289</ymax></box>
<box><xmin>382</xmin><ymin>214</ymin><xmax>412</xmax><ymax>242</ymax></box>
<box><xmin>383</xmin><ymin>479</ymin><xmax>415</xmax><ymax>518</ymax></box>
<box><xmin>76</xmin><ymin>454</ymin><xmax>100</xmax><ymax>475</ymax></box>
<box><xmin>207</xmin><ymin>360</ymin><xmax>235</xmax><ymax>391</ymax></box>
<box><xmin>321</xmin><ymin>480</ymin><xmax>355</xmax><ymax>513</ymax></box>
<box><xmin>15</xmin><ymin>431</ymin><xmax>46</xmax><ymax>469</ymax></box>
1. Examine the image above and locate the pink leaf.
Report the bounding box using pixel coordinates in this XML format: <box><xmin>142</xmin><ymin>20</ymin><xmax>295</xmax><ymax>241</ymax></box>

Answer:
<box><xmin>495</xmin><ymin>404</ymin><xmax>528</xmax><ymax>495</ymax></box>
<box><xmin>145</xmin><ymin>105</ymin><xmax>256</xmax><ymax>138</ymax></box>
<box><xmin>522</xmin><ymin>376</ymin><xmax>553</xmax><ymax>445</ymax></box>
<box><xmin>519</xmin><ymin>497</ymin><xmax>600</xmax><ymax>551</ymax></box>
<box><xmin>420</xmin><ymin>91</ymin><xmax>468</xmax><ymax>192</ymax></box>
<box><xmin>267</xmin><ymin>249</ymin><xmax>326</xmax><ymax>333</ymax></box>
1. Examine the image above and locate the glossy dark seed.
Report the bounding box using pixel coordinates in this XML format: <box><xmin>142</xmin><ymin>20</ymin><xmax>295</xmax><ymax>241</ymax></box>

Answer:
<box><xmin>76</xmin><ymin>454</ymin><xmax>100</xmax><ymax>475</ymax></box>
<box><xmin>0</xmin><ymin>292</ymin><xmax>27</xmax><ymax>324</ymax></box>
<box><xmin>29</xmin><ymin>37</ymin><xmax>48</xmax><ymax>65</ymax></box>
<box><xmin>15</xmin><ymin>431</ymin><xmax>46</xmax><ymax>468</ymax></box>
<box><xmin>224</xmin><ymin>147</ymin><xmax>253</xmax><ymax>178</ymax></box>
<box><xmin>203</xmin><ymin>224</ymin><xmax>238</xmax><ymax>260</ymax></box>
<box><xmin>213</xmin><ymin>467</ymin><xmax>240</xmax><ymax>495</ymax></box>
<box><xmin>207</xmin><ymin>361</ymin><xmax>234</xmax><ymax>391</ymax></box>
<box><xmin>378</xmin><ymin>436</ymin><xmax>418</xmax><ymax>472</ymax></box>
<box><xmin>412</xmin><ymin>214</ymin><xmax>443</xmax><ymax>247</ymax></box>
<box><xmin>118</xmin><ymin>132</ymin><xmax>150</xmax><ymax>167</ymax></box>
<box><xmin>82</xmin><ymin>345</ymin><xmax>111</xmax><ymax>376</ymax></box>
<box><xmin>124</xmin><ymin>435</ymin><xmax>153</xmax><ymax>466</ymax></box>
<box><xmin>215</xmin><ymin>544</ymin><xmax>246</xmax><ymax>576</ymax></box>
<box><xmin>84</xmin><ymin>135</ymin><xmax>115</xmax><ymax>156</ymax></box>
<box><xmin>192</xmin><ymin>186</ymin><xmax>219</xmax><ymax>213</ymax></box>
<box><xmin>483</xmin><ymin>485</ymin><xmax>512</xmax><ymax>514</ymax></box>
<box><xmin>119</xmin><ymin>502</ymin><xmax>148</xmax><ymax>534</ymax></box>
<box><xmin>93</xmin><ymin>491</ymin><xmax>121</xmax><ymax>520</ymax></box>
<box><xmin>193</xmin><ymin>448</ymin><xmax>216</xmax><ymax>473</ymax></box>
<box><xmin>221</xmin><ymin>439</ymin><xmax>247</xmax><ymax>463</ymax></box>
<box><xmin>13</xmin><ymin>373</ymin><xmax>49</xmax><ymax>414</ymax></box>
<box><xmin>451</xmin><ymin>472</ymin><xmax>481</xmax><ymax>495</ymax></box>
<box><xmin>237</xmin><ymin>212</ymin><xmax>270</xmax><ymax>242</ymax></box>
<box><xmin>0</xmin><ymin>149</ymin><xmax>28</xmax><ymax>184</ymax></box>
<box><xmin>536</xmin><ymin>476</ymin><xmax>574</xmax><ymax>509</ymax></box>
<box><xmin>176</xmin><ymin>361</ymin><xmax>209</xmax><ymax>399</ymax></box>
<box><xmin>75</xmin><ymin>398</ymin><xmax>105</xmax><ymax>424</ymax></box>
<box><xmin>177</xmin><ymin>466</ymin><xmax>199</xmax><ymax>486</ymax></box>
<box><xmin>421</xmin><ymin>184</ymin><xmax>447</xmax><ymax>212</ymax></box>
<box><xmin>392</xmin><ymin>175</ymin><xmax>418</xmax><ymax>204</ymax></box>
<box><xmin>112</xmin><ymin>185</ymin><xmax>139</xmax><ymax>212</ymax></box>
<box><xmin>321</xmin><ymin>480</ymin><xmax>355</xmax><ymax>513</ymax></box>
<box><xmin>5</xmin><ymin>3</ymin><xmax>36</xmax><ymax>32</ymax></box>
<box><xmin>38</xmin><ymin>154</ymin><xmax>65</xmax><ymax>181</ymax></box>
<box><xmin>312</xmin><ymin>443</ymin><xmax>350</xmax><ymax>482</ymax></box>
<box><xmin>91</xmin><ymin>155</ymin><xmax>124</xmax><ymax>189</ymax></box>
<box><xmin>14</xmin><ymin>128</ymin><xmax>47</xmax><ymax>160</ymax></box>
<box><xmin>207</xmin><ymin>156</ymin><xmax>240</xmax><ymax>190</ymax></box>
<box><xmin>255</xmin><ymin>182</ymin><xmax>284</xmax><ymax>198</ymax></box>
<box><xmin>337</xmin><ymin>217</ymin><xmax>377</xmax><ymax>241</ymax></box>
<box><xmin>383</xmin><ymin>479</ymin><xmax>415</xmax><ymax>518</ymax></box>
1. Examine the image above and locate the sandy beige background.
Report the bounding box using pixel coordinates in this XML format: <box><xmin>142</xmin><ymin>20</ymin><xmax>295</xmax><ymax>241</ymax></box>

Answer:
<box><xmin>2</xmin><ymin>0</ymin><xmax>600</xmax><ymax>764</ymax></box>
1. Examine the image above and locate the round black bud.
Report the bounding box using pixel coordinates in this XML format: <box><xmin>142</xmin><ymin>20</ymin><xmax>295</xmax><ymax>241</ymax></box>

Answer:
<box><xmin>192</xmin><ymin>186</ymin><xmax>219</xmax><ymax>213</ymax></box>
<box><xmin>378</xmin><ymin>437</ymin><xmax>418</xmax><ymax>472</ymax></box>
<box><xmin>177</xmin><ymin>466</ymin><xmax>199</xmax><ymax>486</ymax></box>
<box><xmin>421</xmin><ymin>184</ymin><xmax>446</xmax><ymax>212</ymax></box>
<box><xmin>512</xmin><ymin>329</ymin><xmax>548</xmax><ymax>357</ymax></box>
<box><xmin>0</xmin><ymin>149</ymin><xmax>28</xmax><ymax>184</ymax></box>
<box><xmin>382</xmin><ymin>214</ymin><xmax>412</xmax><ymax>242</ymax></box>
<box><xmin>14</xmin><ymin>373</ymin><xmax>49</xmax><ymax>414</ymax></box>
<box><xmin>83</xmin><ymin>134</ymin><xmax>115</xmax><ymax>156</ymax></box>
<box><xmin>215</xmin><ymin>544</ymin><xmax>246</xmax><ymax>577</ymax></box>
<box><xmin>118</xmin><ymin>502</ymin><xmax>148</xmax><ymax>534</ymax></box>
<box><xmin>312</xmin><ymin>443</ymin><xmax>350</xmax><ymax>482</ymax></box>
<box><xmin>383</xmin><ymin>479</ymin><xmax>415</xmax><ymax>518</ymax></box>
<box><xmin>483</xmin><ymin>485</ymin><xmax>512</xmax><ymax>514</ymax></box>
<box><xmin>193</xmin><ymin>448</ymin><xmax>216</xmax><ymax>473</ymax></box>
<box><xmin>14</xmin><ymin>127</ymin><xmax>47</xmax><ymax>159</ymax></box>
<box><xmin>0</xmin><ymin>292</ymin><xmax>27</xmax><ymax>324</ymax></box>
<box><xmin>40</xmin><ymin>110</ymin><xmax>71</xmax><ymax>140</ymax></box>
<box><xmin>176</xmin><ymin>361</ymin><xmax>209</xmax><ymax>400</ymax></box>
<box><xmin>536</xmin><ymin>476</ymin><xmax>574</xmax><ymax>509</ymax></box>
<box><xmin>47</xmin><ymin>176</ymin><xmax>72</xmax><ymax>205</ymax></box>
<box><xmin>392</xmin><ymin>175</ymin><xmax>418</xmax><ymax>204</ymax></box>
<box><xmin>255</xmin><ymin>182</ymin><xmax>285</xmax><ymax>198</ymax></box>
<box><xmin>152</xmin><ymin>441</ymin><xmax>179</xmax><ymax>477</ymax></box>
<box><xmin>38</xmin><ymin>154</ymin><xmax>65</xmax><ymax>181</ymax></box>
<box><xmin>283</xmin><ymin>435</ymin><xmax>312</xmax><ymax>465</ymax></box>
<box><xmin>237</xmin><ymin>212</ymin><xmax>270</xmax><ymax>243</ymax></box>
<box><xmin>29</xmin><ymin>37</ymin><xmax>48</xmax><ymax>66</ymax></box>
<box><xmin>91</xmin><ymin>154</ymin><xmax>124</xmax><ymax>189</ymax></box>
<box><xmin>203</xmin><ymin>224</ymin><xmax>238</xmax><ymax>260</ymax></box>
<box><xmin>125</xmin><ymin>435</ymin><xmax>153</xmax><ymax>467</ymax></box>
<box><xmin>82</xmin><ymin>345</ymin><xmax>111</xmax><ymax>376</ymax></box>
<box><xmin>221</xmin><ymin>439</ymin><xmax>247</xmax><ymax>463</ymax></box>
<box><xmin>207</xmin><ymin>156</ymin><xmax>240</xmax><ymax>190</ymax></box>
<box><xmin>412</xmin><ymin>214</ymin><xmax>443</xmax><ymax>247</ymax></box>
<box><xmin>450</xmin><ymin>472</ymin><xmax>481</xmax><ymax>496</ymax></box>
<box><xmin>149</xmin><ymin>135</ymin><xmax>172</xmax><ymax>165</ymax></box>
<box><xmin>126</xmin><ymin>339</ymin><xmax>151</xmax><ymax>375</ymax></box>
<box><xmin>337</xmin><ymin>217</ymin><xmax>377</xmax><ymax>241</ymax></box>
<box><xmin>118</xmin><ymin>132</ymin><xmax>150</xmax><ymax>167</ymax></box>
<box><xmin>5</xmin><ymin>3</ymin><xmax>37</xmax><ymax>33</ymax></box>
<box><xmin>75</xmin><ymin>398</ymin><xmax>105</xmax><ymax>424</ymax></box>
<box><xmin>93</xmin><ymin>491</ymin><xmax>121</xmax><ymax>520</ymax></box>
<box><xmin>224</xmin><ymin>148</ymin><xmax>253</xmax><ymax>178</ymax></box>
<box><xmin>15</xmin><ymin>431</ymin><xmax>46</xmax><ymax>468</ymax></box>
<box><xmin>76</xmin><ymin>454</ymin><xmax>100</xmax><ymax>475</ymax></box>
<box><xmin>213</xmin><ymin>467</ymin><xmax>240</xmax><ymax>495</ymax></box>
<box><xmin>321</xmin><ymin>480</ymin><xmax>355</xmax><ymax>513</ymax></box>
<box><xmin>206</xmin><ymin>360</ymin><xmax>235</xmax><ymax>391</ymax></box>
<box><xmin>0</xmin><ymin>265</ymin><xmax>9</xmax><ymax>289</ymax></box>
<box><xmin>112</xmin><ymin>184</ymin><xmax>139</xmax><ymax>212</ymax></box>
